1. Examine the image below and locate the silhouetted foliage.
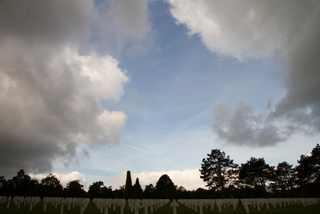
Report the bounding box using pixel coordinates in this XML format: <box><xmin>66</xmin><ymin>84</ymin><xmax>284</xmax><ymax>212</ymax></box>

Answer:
<box><xmin>113</xmin><ymin>185</ymin><xmax>125</xmax><ymax>198</ymax></box>
<box><xmin>101</xmin><ymin>186</ymin><xmax>113</xmax><ymax>198</ymax></box>
<box><xmin>155</xmin><ymin>174</ymin><xmax>176</xmax><ymax>199</ymax></box>
<box><xmin>6</xmin><ymin>169</ymin><xmax>40</xmax><ymax>197</ymax></box>
<box><xmin>272</xmin><ymin>161</ymin><xmax>295</xmax><ymax>197</ymax></box>
<box><xmin>40</xmin><ymin>173</ymin><xmax>63</xmax><ymax>197</ymax></box>
<box><xmin>143</xmin><ymin>184</ymin><xmax>155</xmax><ymax>199</ymax></box>
<box><xmin>1</xmin><ymin>144</ymin><xmax>319</xmax><ymax>199</ymax></box>
<box><xmin>87</xmin><ymin>181</ymin><xmax>104</xmax><ymax>200</ymax></box>
<box><xmin>64</xmin><ymin>180</ymin><xmax>86</xmax><ymax>198</ymax></box>
<box><xmin>239</xmin><ymin>157</ymin><xmax>274</xmax><ymax>197</ymax></box>
<box><xmin>0</xmin><ymin>176</ymin><xmax>6</xmax><ymax>196</ymax></box>
<box><xmin>176</xmin><ymin>186</ymin><xmax>189</xmax><ymax>199</ymax></box>
<box><xmin>295</xmin><ymin>144</ymin><xmax>320</xmax><ymax>197</ymax></box>
<box><xmin>200</xmin><ymin>149</ymin><xmax>238</xmax><ymax>198</ymax></box>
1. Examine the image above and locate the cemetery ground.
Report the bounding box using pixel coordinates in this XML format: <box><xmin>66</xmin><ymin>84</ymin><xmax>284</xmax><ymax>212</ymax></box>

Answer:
<box><xmin>1</xmin><ymin>199</ymin><xmax>320</xmax><ymax>214</ymax></box>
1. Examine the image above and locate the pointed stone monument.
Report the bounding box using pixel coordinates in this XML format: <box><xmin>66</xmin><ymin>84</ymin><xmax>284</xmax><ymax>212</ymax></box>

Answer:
<box><xmin>124</xmin><ymin>171</ymin><xmax>133</xmax><ymax>201</ymax></box>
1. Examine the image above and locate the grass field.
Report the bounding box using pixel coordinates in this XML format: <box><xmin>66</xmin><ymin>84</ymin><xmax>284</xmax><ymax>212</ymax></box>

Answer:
<box><xmin>1</xmin><ymin>200</ymin><xmax>320</xmax><ymax>214</ymax></box>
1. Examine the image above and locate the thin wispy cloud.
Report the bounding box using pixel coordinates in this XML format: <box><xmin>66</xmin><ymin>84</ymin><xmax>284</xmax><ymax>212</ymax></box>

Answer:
<box><xmin>122</xmin><ymin>143</ymin><xmax>152</xmax><ymax>155</ymax></box>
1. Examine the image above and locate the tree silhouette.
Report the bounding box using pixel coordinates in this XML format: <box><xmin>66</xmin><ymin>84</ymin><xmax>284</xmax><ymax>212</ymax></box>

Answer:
<box><xmin>200</xmin><ymin>149</ymin><xmax>238</xmax><ymax>198</ymax></box>
<box><xmin>87</xmin><ymin>181</ymin><xmax>104</xmax><ymax>200</ymax></box>
<box><xmin>40</xmin><ymin>173</ymin><xmax>63</xmax><ymax>197</ymax></box>
<box><xmin>0</xmin><ymin>176</ymin><xmax>6</xmax><ymax>196</ymax></box>
<box><xmin>8</xmin><ymin>169</ymin><xmax>39</xmax><ymax>197</ymax></box>
<box><xmin>113</xmin><ymin>185</ymin><xmax>125</xmax><ymax>198</ymax></box>
<box><xmin>1</xmin><ymin>145</ymin><xmax>319</xmax><ymax>199</ymax></box>
<box><xmin>296</xmin><ymin>144</ymin><xmax>320</xmax><ymax>196</ymax></box>
<box><xmin>273</xmin><ymin>161</ymin><xmax>295</xmax><ymax>197</ymax></box>
<box><xmin>143</xmin><ymin>184</ymin><xmax>155</xmax><ymax>199</ymax></box>
<box><xmin>239</xmin><ymin>157</ymin><xmax>274</xmax><ymax>197</ymax></box>
<box><xmin>64</xmin><ymin>180</ymin><xmax>86</xmax><ymax>198</ymax></box>
<box><xmin>155</xmin><ymin>174</ymin><xmax>176</xmax><ymax>199</ymax></box>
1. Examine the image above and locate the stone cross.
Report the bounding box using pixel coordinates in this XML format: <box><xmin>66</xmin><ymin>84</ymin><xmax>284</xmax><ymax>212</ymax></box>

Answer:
<box><xmin>119</xmin><ymin>200</ymin><xmax>126</xmax><ymax>214</ymax></box>
<box><xmin>43</xmin><ymin>200</ymin><xmax>47</xmax><ymax>212</ymax></box>
<box><xmin>6</xmin><ymin>196</ymin><xmax>11</xmax><ymax>209</ymax></box>
<box><xmin>198</xmin><ymin>202</ymin><xmax>204</xmax><ymax>214</ymax></box>
<box><xmin>132</xmin><ymin>200</ymin><xmax>141</xmax><ymax>214</ymax></box>
<box><xmin>59</xmin><ymin>198</ymin><xmax>65</xmax><ymax>214</ymax></box>
<box><xmin>149</xmin><ymin>201</ymin><xmax>154</xmax><ymax>213</ymax></box>
<box><xmin>29</xmin><ymin>201</ymin><xmax>33</xmax><ymax>211</ymax></box>
<box><xmin>170</xmin><ymin>200</ymin><xmax>179</xmax><ymax>214</ymax></box>
<box><xmin>240</xmin><ymin>199</ymin><xmax>250</xmax><ymax>213</ymax></box>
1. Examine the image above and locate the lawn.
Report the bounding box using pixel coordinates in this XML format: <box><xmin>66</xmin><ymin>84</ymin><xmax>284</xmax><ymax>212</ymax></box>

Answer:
<box><xmin>1</xmin><ymin>199</ymin><xmax>320</xmax><ymax>214</ymax></box>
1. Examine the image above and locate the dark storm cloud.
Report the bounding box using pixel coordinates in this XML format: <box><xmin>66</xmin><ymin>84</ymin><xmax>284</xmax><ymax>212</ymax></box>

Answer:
<box><xmin>0</xmin><ymin>0</ymin><xmax>132</xmax><ymax>177</ymax></box>
<box><xmin>0</xmin><ymin>0</ymin><xmax>92</xmax><ymax>47</ymax></box>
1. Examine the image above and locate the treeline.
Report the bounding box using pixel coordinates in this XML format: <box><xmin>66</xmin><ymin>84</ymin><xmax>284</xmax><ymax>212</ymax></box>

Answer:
<box><xmin>0</xmin><ymin>144</ymin><xmax>319</xmax><ymax>200</ymax></box>
<box><xmin>0</xmin><ymin>170</ymin><xmax>179</xmax><ymax>200</ymax></box>
<box><xmin>198</xmin><ymin>144</ymin><xmax>320</xmax><ymax>199</ymax></box>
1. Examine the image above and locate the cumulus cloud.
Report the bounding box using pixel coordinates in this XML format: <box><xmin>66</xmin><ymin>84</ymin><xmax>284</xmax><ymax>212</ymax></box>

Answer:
<box><xmin>108</xmin><ymin>169</ymin><xmax>206</xmax><ymax>190</ymax></box>
<box><xmin>168</xmin><ymin>0</ymin><xmax>320</xmax><ymax>147</ymax></box>
<box><xmin>213</xmin><ymin>101</ymin><xmax>291</xmax><ymax>147</ymax></box>
<box><xmin>168</xmin><ymin>0</ymin><xmax>316</xmax><ymax>60</ymax></box>
<box><xmin>30</xmin><ymin>171</ymin><xmax>87</xmax><ymax>189</ymax></box>
<box><xmin>0</xmin><ymin>0</ymin><xmax>151</xmax><ymax>177</ymax></box>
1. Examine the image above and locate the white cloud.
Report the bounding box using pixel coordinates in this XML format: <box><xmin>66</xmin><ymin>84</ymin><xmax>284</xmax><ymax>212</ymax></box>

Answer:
<box><xmin>168</xmin><ymin>0</ymin><xmax>320</xmax><ymax>147</ymax></box>
<box><xmin>30</xmin><ymin>171</ymin><xmax>87</xmax><ymax>189</ymax></box>
<box><xmin>108</xmin><ymin>169</ymin><xmax>206</xmax><ymax>191</ymax></box>
<box><xmin>168</xmin><ymin>0</ymin><xmax>315</xmax><ymax>60</ymax></box>
<box><xmin>67</xmin><ymin>49</ymin><xmax>129</xmax><ymax>102</ymax></box>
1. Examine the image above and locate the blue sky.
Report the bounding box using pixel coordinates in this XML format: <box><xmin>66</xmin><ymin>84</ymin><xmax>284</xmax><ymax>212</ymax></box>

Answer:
<box><xmin>1</xmin><ymin>0</ymin><xmax>319</xmax><ymax>190</ymax></box>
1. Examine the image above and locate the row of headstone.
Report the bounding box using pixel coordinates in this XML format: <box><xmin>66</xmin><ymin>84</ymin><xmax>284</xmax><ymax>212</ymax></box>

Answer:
<box><xmin>240</xmin><ymin>198</ymin><xmax>320</xmax><ymax>213</ymax></box>
<box><xmin>2</xmin><ymin>197</ymin><xmax>319</xmax><ymax>213</ymax></box>
<box><xmin>92</xmin><ymin>198</ymin><xmax>170</xmax><ymax>214</ymax></box>
<box><xmin>93</xmin><ymin>198</ymin><xmax>126</xmax><ymax>214</ymax></box>
<box><xmin>0</xmin><ymin>196</ymin><xmax>11</xmax><ymax>208</ymax></box>
<box><xmin>2</xmin><ymin>196</ymin><xmax>41</xmax><ymax>211</ymax></box>
<box><xmin>42</xmin><ymin>197</ymin><xmax>90</xmax><ymax>214</ymax></box>
<box><xmin>1</xmin><ymin>196</ymin><xmax>90</xmax><ymax>214</ymax></box>
<box><xmin>178</xmin><ymin>199</ymin><xmax>239</xmax><ymax>213</ymax></box>
<box><xmin>14</xmin><ymin>196</ymin><xmax>41</xmax><ymax>210</ymax></box>
<box><xmin>178</xmin><ymin>198</ymin><xmax>320</xmax><ymax>213</ymax></box>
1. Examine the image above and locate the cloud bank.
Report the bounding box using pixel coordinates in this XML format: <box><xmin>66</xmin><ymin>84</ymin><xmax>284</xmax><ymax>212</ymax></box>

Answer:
<box><xmin>108</xmin><ymin>169</ymin><xmax>206</xmax><ymax>191</ymax></box>
<box><xmin>30</xmin><ymin>171</ymin><xmax>87</xmax><ymax>190</ymax></box>
<box><xmin>0</xmin><ymin>0</ymin><xmax>150</xmax><ymax>177</ymax></box>
<box><xmin>168</xmin><ymin>0</ymin><xmax>320</xmax><ymax>147</ymax></box>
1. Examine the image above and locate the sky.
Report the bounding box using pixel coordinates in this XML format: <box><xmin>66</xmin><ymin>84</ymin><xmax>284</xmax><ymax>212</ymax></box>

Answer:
<box><xmin>0</xmin><ymin>0</ymin><xmax>320</xmax><ymax>191</ymax></box>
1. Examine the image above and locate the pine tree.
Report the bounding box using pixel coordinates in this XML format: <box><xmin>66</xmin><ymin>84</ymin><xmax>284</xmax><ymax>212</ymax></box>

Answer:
<box><xmin>200</xmin><ymin>149</ymin><xmax>238</xmax><ymax>198</ymax></box>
